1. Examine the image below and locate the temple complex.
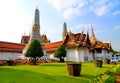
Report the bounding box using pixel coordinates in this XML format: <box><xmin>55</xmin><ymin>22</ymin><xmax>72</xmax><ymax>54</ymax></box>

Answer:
<box><xmin>0</xmin><ymin>8</ymin><xmax>113</xmax><ymax>62</ymax></box>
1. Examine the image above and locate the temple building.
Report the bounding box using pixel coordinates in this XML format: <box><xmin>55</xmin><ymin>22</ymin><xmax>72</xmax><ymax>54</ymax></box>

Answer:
<box><xmin>0</xmin><ymin>8</ymin><xmax>113</xmax><ymax>62</ymax></box>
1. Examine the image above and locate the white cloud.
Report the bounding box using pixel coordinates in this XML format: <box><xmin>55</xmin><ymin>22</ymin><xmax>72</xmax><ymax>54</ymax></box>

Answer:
<box><xmin>112</xmin><ymin>10</ymin><xmax>120</xmax><ymax>16</ymax></box>
<box><xmin>114</xmin><ymin>25</ymin><xmax>120</xmax><ymax>29</ymax></box>
<box><xmin>90</xmin><ymin>0</ymin><xmax>110</xmax><ymax>16</ymax></box>
<box><xmin>89</xmin><ymin>0</ymin><xmax>120</xmax><ymax>16</ymax></box>
<box><xmin>48</xmin><ymin>0</ymin><xmax>77</xmax><ymax>12</ymax></box>
<box><xmin>48</xmin><ymin>0</ymin><xmax>120</xmax><ymax>19</ymax></box>
<box><xmin>48</xmin><ymin>0</ymin><xmax>88</xmax><ymax>20</ymax></box>
<box><xmin>95</xmin><ymin>6</ymin><xmax>107</xmax><ymax>16</ymax></box>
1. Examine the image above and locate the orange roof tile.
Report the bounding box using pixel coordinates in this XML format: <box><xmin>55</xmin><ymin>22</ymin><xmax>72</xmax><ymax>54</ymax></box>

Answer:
<box><xmin>103</xmin><ymin>43</ymin><xmax>109</xmax><ymax>48</ymax></box>
<box><xmin>44</xmin><ymin>41</ymin><xmax>63</xmax><ymax>53</ymax></box>
<box><xmin>0</xmin><ymin>41</ymin><xmax>25</xmax><ymax>53</ymax></box>
<box><xmin>44</xmin><ymin>41</ymin><xmax>63</xmax><ymax>49</ymax></box>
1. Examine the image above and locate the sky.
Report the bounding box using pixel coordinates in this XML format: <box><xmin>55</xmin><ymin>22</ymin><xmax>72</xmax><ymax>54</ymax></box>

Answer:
<box><xmin>0</xmin><ymin>0</ymin><xmax>120</xmax><ymax>51</ymax></box>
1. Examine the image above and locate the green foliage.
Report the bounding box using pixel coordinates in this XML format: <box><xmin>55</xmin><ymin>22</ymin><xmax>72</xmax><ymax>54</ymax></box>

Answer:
<box><xmin>54</xmin><ymin>45</ymin><xmax>66</xmax><ymax>58</ymax></box>
<box><xmin>25</xmin><ymin>39</ymin><xmax>44</xmax><ymax>58</ymax></box>
<box><xmin>113</xmin><ymin>50</ymin><xmax>120</xmax><ymax>55</ymax></box>
<box><xmin>89</xmin><ymin>63</ymin><xmax>120</xmax><ymax>83</ymax></box>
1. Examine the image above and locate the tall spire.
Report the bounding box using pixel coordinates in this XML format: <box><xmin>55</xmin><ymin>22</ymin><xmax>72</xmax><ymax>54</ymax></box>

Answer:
<box><xmin>91</xmin><ymin>23</ymin><xmax>95</xmax><ymax>37</ymax></box>
<box><xmin>84</xmin><ymin>29</ymin><xmax>89</xmax><ymax>42</ymax></box>
<box><xmin>62</xmin><ymin>22</ymin><xmax>67</xmax><ymax>40</ymax></box>
<box><xmin>34</xmin><ymin>8</ymin><xmax>40</xmax><ymax>25</ymax></box>
<box><xmin>29</xmin><ymin>8</ymin><xmax>41</xmax><ymax>42</ymax></box>
<box><xmin>63</xmin><ymin>22</ymin><xmax>67</xmax><ymax>33</ymax></box>
<box><xmin>84</xmin><ymin>29</ymin><xmax>91</xmax><ymax>45</ymax></box>
<box><xmin>80</xmin><ymin>27</ymin><xmax>84</xmax><ymax>41</ymax></box>
<box><xmin>23</xmin><ymin>8</ymin><xmax>42</xmax><ymax>55</ymax></box>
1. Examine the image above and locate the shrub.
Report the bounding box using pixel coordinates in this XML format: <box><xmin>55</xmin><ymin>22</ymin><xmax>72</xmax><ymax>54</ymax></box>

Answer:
<box><xmin>25</xmin><ymin>39</ymin><xmax>44</xmax><ymax>65</ymax></box>
<box><xmin>89</xmin><ymin>63</ymin><xmax>120</xmax><ymax>83</ymax></box>
<box><xmin>54</xmin><ymin>45</ymin><xmax>66</xmax><ymax>62</ymax></box>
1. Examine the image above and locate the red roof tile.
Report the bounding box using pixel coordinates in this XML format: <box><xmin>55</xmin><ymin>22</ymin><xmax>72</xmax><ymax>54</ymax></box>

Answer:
<box><xmin>44</xmin><ymin>41</ymin><xmax>63</xmax><ymax>49</ymax></box>
<box><xmin>44</xmin><ymin>41</ymin><xmax>63</xmax><ymax>53</ymax></box>
<box><xmin>0</xmin><ymin>41</ymin><xmax>25</xmax><ymax>53</ymax></box>
<box><xmin>103</xmin><ymin>43</ymin><xmax>109</xmax><ymax>48</ymax></box>
<box><xmin>74</xmin><ymin>33</ymin><xmax>80</xmax><ymax>41</ymax></box>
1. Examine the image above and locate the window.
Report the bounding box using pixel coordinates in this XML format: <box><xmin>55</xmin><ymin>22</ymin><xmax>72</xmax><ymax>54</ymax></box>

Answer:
<box><xmin>95</xmin><ymin>48</ymin><xmax>102</xmax><ymax>53</ymax></box>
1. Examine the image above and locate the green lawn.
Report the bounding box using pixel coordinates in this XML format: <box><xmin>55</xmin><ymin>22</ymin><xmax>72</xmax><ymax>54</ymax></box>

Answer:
<box><xmin>0</xmin><ymin>62</ymin><xmax>113</xmax><ymax>83</ymax></box>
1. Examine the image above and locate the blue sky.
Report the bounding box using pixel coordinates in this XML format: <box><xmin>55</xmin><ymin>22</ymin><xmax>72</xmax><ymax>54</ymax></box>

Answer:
<box><xmin>0</xmin><ymin>0</ymin><xmax>120</xmax><ymax>51</ymax></box>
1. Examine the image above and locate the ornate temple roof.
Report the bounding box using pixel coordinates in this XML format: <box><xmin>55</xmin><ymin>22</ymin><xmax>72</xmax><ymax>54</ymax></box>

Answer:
<box><xmin>21</xmin><ymin>36</ymin><xmax>29</xmax><ymax>44</ymax></box>
<box><xmin>63</xmin><ymin>30</ymin><xmax>91</xmax><ymax>48</ymax></box>
<box><xmin>90</xmin><ymin>24</ymin><xmax>103</xmax><ymax>48</ymax></box>
<box><xmin>41</xmin><ymin>34</ymin><xmax>50</xmax><ymax>44</ymax></box>
<box><xmin>21</xmin><ymin>34</ymin><xmax>50</xmax><ymax>44</ymax></box>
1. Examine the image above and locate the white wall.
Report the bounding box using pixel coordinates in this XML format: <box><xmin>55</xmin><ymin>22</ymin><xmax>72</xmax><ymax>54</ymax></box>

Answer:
<box><xmin>66</xmin><ymin>48</ymin><xmax>76</xmax><ymax>62</ymax></box>
<box><xmin>90</xmin><ymin>50</ymin><xmax>113</xmax><ymax>60</ymax></box>
<box><xmin>88</xmin><ymin>53</ymin><xmax>93</xmax><ymax>61</ymax></box>
<box><xmin>66</xmin><ymin>47</ymin><xmax>90</xmax><ymax>62</ymax></box>
<box><xmin>0</xmin><ymin>52</ymin><xmax>22</xmax><ymax>60</ymax></box>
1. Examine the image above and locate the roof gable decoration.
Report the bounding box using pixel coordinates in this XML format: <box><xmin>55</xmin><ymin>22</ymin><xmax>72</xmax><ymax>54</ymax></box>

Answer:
<box><xmin>103</xmin><ymin>41</ymin><xmax>113</xmax><ymax>52</ymax></box>
<box><xmin>63</xmin><ymin>29</ymin><xmax>91</xmax><ymax>48</ymax></box>
<box><xmin>90</xmin><ymin>24</ymin><xmax>103</xmax><ymax>48</ymax></box>
<box><xmin>63</xmin><ymin>33</ymin><xmax>77</xmax><ymax>47</ymax></box>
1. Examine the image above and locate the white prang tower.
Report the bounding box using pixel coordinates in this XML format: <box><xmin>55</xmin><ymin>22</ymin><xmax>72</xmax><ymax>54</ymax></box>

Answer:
<box><xmin>23</xmin><ymin>8</ymin><xmax>42</xmax><ymax>55</ymax></box>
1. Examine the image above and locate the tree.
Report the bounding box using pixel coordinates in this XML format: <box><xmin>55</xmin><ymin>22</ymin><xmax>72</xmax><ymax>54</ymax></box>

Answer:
<box><xmin>25</xmin><ymin>39</ymin><xmax>44</xmax><ymax>65</ymax></box>
<box><xmin>54</xmin><ymin>45</ymin><xmax>66</xmax><ymax>62</ymax></box>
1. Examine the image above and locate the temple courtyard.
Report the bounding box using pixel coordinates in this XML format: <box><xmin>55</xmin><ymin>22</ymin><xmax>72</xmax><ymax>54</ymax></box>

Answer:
<box><xmin>0</xmin><ymin>62</ymin><xmax>115</xmax><ymax>83</ymax></box>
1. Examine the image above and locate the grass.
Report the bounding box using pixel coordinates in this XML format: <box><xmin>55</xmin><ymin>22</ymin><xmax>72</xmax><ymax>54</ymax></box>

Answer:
<box><xmin>0</xmin><ymin>62</ymin><xmax>114</xmax><ymax>83</ymax></box>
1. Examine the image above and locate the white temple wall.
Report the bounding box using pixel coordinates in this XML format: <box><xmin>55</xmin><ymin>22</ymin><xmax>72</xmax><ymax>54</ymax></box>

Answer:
<box><xmin>0</xmin><ymin>52</ymin><xmax>21</xmax><ymax>60</ymax></box>
<box><xmin>49</xmin><ymin>53</ymin><xmax>54</xmax><ymax>59</ymax></box>
<box><xmin>78</xmin><ymin>47</ymin><xmax>84</xmax><ymax>62</ymax></box>
<box><xmin>66</xmin><ymin>47</ymin><xmax>91</xmax><ymax>62</ymax></box>
<box><xmin>88</xmin><ymin>53</ymin><xmax>94</xmax><ymax>61</ymax></box>
<box><xmin>66</xmin><ymin>48</ymin><xmax>76</xmax><ymax>62</ymax></box>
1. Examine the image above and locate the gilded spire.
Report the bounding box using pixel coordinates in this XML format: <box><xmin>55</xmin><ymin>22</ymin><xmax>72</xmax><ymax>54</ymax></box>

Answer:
<box><xmin>81</xmin><ymin>27</ymin><xmax>84</xmax><ymax>34</ymax></box>
<box><xmin>85</xmin><ymin>29</ymin><xmax>89</xmax><ymax>41</ymax></box>
<box><xmin>63</xmin><ymin>22</ymin><xmax>67</xmax><ymax>33</ymax></box>
<box><xmin>68</xmin><ymin>27</ymin><xmax>71</xmax><ymax>33</ymax></box>
<box><xmin>80</xmin><ymin>27</ymin><xmax>84</xmax><ymax>41</ymax></box>
<box><xmin>84</xmin><ymin>29</ymin><xmax>91</xmax><ymax>45</ymax></box>
<box><xmin>34</xmin><ymin>7</ymin><xmax>40</xmax><ymax>25</ymax></box>
<box><xmin>90</xmin><ymin>23</ymin><xmax>103</xmax><ymax>48</ymax></box>
<box><xmin>22</xmin><ymin>8</ymin><xmax>43</xmax><ymax>55</ymax></box>
<box><xmin>29</xmin><ymin>8</ymin><xmax>41</xmax><ymax>43</ymax></box>
<box><xmin>91</xmin><ymin>23</ymin><xmax>95</xmax><ymax>38</ymax></box>
<box><xmin>62</xmin><ymin>22</ymin><xmax>67</xmax><ymax>40</ymax></box>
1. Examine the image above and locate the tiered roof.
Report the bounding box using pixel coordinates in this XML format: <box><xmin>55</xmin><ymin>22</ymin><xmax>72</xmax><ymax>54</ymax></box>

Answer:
<box><xmin>63</xmin><ymin>31</ymin><xmax>91</xmax><ymax>48</ymax></box>
<box><xmin>21</xmin><ymin>36</ymin><xmax>29</xmax><ymax>44</ymax></box>
<box><xmin>89</xmin><ymin>24</ymin><xmax>113</xmax><ymax>51</ymax></box>
<box><xmin>21</xmin><ymin>34</ymin><xmax>50</xmax><ymax>44</ymax></box>
<box><xmin>41</xmin><ymin>34</ymin><xmax>51</xmax><ymax>44</ymax></box>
